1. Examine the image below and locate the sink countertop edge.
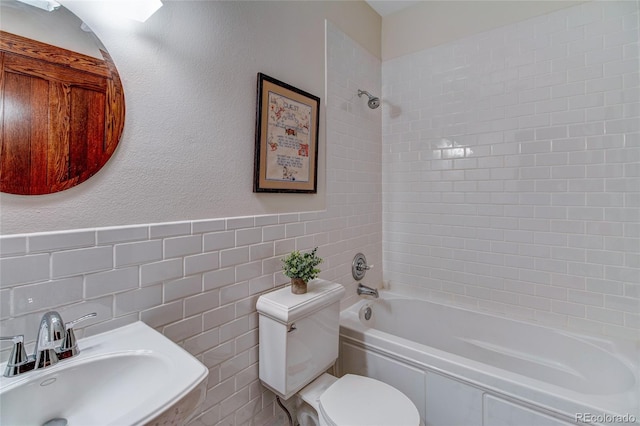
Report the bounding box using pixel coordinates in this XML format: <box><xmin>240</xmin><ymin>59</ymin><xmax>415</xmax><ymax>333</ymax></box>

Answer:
<box><xmin>0</xmin><ymin>321</ymin><xmax>209</xmax><ymax>426</ymax></box>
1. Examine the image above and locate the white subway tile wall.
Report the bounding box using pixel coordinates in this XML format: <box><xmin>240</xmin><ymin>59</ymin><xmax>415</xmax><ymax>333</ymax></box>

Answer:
<box><xmin>0</xmin><ymin>21</ymin><xmax>381</xmax><ymax>426</ymax></box>
<box><xmin>382</xmin><ymin>1</ymin><xmax>639</xmax><ymax>340</ymax></box>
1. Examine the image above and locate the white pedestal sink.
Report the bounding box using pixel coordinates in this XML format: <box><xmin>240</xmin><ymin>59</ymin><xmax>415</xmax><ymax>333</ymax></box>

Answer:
<box><xmin>0</xmin><ymin>322</ymin><xmax>208</xmax><ymax>426</ymax></box>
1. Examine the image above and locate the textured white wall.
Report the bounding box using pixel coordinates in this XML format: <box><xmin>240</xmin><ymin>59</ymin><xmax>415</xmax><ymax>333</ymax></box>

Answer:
<box><xmin>0</xmin><ymin>0</ymin><xmax>380</xmax><ymax>235</ymax></box>
<box><xmin>382</xmin><ymin>1</ymin><xmax>640</xmax><ymax>340</ymax></box>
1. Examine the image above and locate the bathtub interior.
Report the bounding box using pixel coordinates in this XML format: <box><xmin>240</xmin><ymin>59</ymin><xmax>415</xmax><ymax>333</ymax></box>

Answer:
<box><xmin>339</xmin><ymin>293</ymin><xmax>640</xmax><ymax>423</ymax></box>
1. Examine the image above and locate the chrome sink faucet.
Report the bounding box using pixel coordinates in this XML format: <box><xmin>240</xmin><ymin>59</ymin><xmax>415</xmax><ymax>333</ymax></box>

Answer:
<box><xmin>357</xmin><ymin>283</ymin><xmax>379</xmax><ymax>298</ymax></box>
<box><xmin>34</xmin><ymin>311</ymin><xmax>65</xmax><ymax>369</ymax></box>
<box><xmin>0</xmin><ymin>311</ymin><xmax>96</xmax><ymax>377</ymax></box>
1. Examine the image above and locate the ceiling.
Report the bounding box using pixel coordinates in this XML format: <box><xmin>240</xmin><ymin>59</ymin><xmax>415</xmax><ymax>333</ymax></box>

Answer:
<box><xmin>365</xmin><ymin>0</ymin><xmax>419</xmax><ymax>17</ymax></box>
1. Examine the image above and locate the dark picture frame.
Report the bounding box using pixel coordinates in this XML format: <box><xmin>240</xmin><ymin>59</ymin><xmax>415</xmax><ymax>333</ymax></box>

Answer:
<box><xmin>253</xmin><ymin>73</ymin><xmax>320</xmax><ymax>193</ymax></box>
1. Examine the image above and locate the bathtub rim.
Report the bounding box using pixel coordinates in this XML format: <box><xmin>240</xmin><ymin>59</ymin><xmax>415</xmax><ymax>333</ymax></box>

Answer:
<box><xmin>339</xmin><ymin>292</ymin><xmax>640</xmax><ymax>423</ymax></box>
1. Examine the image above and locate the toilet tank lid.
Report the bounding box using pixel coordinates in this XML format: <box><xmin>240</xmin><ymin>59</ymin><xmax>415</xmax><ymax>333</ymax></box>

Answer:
<box><xmin>256</xmin><ymin>279</ymin><xmax>345</xmax><ymax>324</ymax></box>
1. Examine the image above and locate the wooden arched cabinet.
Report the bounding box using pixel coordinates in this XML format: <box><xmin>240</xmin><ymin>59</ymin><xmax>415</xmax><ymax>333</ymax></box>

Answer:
<box><xmin>0</xmin><ymin>31</ymin><xmax>125</xmax><ymax>195</ymax></box>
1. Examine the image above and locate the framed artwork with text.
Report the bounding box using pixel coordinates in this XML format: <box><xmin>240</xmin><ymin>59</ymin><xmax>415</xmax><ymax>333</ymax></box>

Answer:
<box><xmin>253</xmin><ymin>73</ymin><xmax>320</xmax><ymax>193</ymax></box>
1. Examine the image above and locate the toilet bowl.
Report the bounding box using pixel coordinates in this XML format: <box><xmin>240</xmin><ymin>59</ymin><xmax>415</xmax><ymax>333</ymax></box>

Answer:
<box><xmin>256</xmin><ymin>280</ymin><xmax>421</xmax><ymax>426</ymax></box>
<box><xmin>297</xmin><ymin>373</ymin><xmax>420</xmax><ymax>426</ymax></box>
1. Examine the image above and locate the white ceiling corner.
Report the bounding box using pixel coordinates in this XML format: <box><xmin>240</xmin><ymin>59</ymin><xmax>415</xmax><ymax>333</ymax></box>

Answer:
<box><xmin>365</xmin><ymin>0</ymin><xmax>420</xmax><ymax>17</ymax></box>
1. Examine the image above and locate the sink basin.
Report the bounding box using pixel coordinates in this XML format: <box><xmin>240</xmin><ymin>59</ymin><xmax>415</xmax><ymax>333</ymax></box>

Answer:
<box><xmin>0</xmin><ymin>322</ymin><xmax>208</xmax><ymax>426</ymax></box>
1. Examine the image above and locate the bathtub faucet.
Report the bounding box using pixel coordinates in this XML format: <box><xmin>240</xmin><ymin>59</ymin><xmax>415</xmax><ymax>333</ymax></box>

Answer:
<box><xmin>357</xmin><ymin>283</ymin><xmax>379</xmax><ymax>298</ymax></box>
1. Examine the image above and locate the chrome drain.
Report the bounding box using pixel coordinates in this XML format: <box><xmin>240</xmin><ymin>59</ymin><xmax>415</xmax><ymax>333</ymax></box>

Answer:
<box><xmin>364</xmin><ymin>306</ymin><xmax>372</xmax><ymax>321</ymax></box>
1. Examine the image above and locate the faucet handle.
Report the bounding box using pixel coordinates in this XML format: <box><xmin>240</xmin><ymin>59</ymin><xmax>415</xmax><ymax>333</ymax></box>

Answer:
<box><xmin>352</xmin><ymin>253</ymin><xmax>373</xmax><ymax>280</ymax></box>
<box><xmin>59</xmin><ymin>313</ymin><xmax>97</xmax><ymax>358</ymax></box>
<box><xmin>0</xmin><ymin>334</ymin><xmax>34</xmax><ymax>377</ymax></box>
<box><xmin>65</xmin><ymin>312</ymin><xmax>98</xmax><ymax>330</ymax></box>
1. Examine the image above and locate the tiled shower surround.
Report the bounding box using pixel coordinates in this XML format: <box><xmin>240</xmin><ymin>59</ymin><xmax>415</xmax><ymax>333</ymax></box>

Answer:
<box><xmin>382</xmin><ymin>1</ymin><xmax>639</xmax><ymax>340</ymax></box>
<box><xmin>0</xmin><ymin>22</ymin><xmax>381</xmax><ymax>425</ymax></box>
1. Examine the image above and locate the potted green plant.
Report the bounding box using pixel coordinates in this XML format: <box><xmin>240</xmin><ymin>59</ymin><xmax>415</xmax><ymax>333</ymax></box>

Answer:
<box><xmin>282</xmin><ymin>247</ymin><xmax>323</xmax><ymax>294</ymax></box>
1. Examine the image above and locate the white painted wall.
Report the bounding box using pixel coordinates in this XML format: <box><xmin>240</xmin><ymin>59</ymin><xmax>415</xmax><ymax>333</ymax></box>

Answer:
<box><xmin>381</xmin><ymin>0</ymin><xmax>585</xmax><ymax>60</ymax></box>
<box><xmin>0</xmin><ymin>0</ymin><xmax>380</xmax><ymax>235</ymax></box>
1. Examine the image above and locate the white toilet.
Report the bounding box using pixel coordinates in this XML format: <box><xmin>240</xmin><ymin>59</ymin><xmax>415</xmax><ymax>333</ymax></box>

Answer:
<box><xmin>257</xmin><ymin>279</ymin><xmax>420</xmax><ymax>426</ymax></box>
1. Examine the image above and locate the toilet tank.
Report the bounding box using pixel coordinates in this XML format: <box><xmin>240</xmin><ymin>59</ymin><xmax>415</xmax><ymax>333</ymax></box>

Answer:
<box><xmin>256</xmin><ymin>279</ymin><xmax>345</xmax><ymax>400</ymax></box>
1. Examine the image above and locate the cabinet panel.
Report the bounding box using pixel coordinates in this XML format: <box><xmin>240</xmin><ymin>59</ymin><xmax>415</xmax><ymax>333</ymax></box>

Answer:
<box><xmin>0</xmin><ymin>31</ymin><xmax>124</xmax><ymax>195</ymax></box>
<box><xmin>484</xmin><ymin>394</ymin><xmax>574</xmax><ymax>426</ymax></box>
<box><xmin>425</xmin><ymin>371</ymin><xmax>483</xmax><ymax>426</ymax></box>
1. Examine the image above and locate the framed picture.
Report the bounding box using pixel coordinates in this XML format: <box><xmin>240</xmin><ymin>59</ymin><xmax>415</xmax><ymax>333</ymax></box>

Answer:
<box><xmin>253</xmin><ymin>73</ymin><xmax>320</xmax><ymax>193</ymax></box>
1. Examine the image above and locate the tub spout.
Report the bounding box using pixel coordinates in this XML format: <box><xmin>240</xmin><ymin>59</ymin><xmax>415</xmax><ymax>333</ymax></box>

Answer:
<box><xmin>357</xmin><ymin>283</ymin><xmax>379</xmax><ymax>298</ymax></box>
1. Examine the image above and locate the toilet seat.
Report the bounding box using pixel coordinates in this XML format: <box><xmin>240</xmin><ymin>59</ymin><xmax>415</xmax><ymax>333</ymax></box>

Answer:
<box><xmin>318</xmin><ymin>374</ymin><xmax>420</xmax><ymax>426</ymax></box>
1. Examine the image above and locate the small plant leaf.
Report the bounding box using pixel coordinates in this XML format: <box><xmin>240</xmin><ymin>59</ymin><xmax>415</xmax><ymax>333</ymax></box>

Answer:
<box><xmin>282</xmin><ymin>247</ymin><xmax>323</xmax><ymax>282</ymax></box>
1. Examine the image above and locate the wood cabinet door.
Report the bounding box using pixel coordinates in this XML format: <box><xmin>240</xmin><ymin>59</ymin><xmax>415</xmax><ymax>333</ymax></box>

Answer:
<box><xmin>0</xmin><ymin>32</ymin><xmax>124</xmax><ymax>195</ymax></box>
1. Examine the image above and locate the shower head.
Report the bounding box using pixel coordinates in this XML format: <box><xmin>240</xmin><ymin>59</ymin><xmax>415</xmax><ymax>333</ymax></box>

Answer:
<box><xmin>358</xmin><ymin>89</ymin><xmax>380</xmax><ymax>109</ymax></box>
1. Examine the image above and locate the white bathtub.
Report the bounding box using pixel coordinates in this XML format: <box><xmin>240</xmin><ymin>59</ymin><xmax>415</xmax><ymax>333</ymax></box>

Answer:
<box><xmin>339</xmin><ymin>293</ymin><xmax>639</xmax><ymax>426</ymax></box>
